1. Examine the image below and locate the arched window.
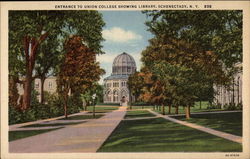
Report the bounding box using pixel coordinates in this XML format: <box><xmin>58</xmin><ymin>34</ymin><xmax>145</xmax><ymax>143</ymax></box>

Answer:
<box><xmin>120</xmin><ymin>89</ymin><xmax>127</xmax><ymax>100</ymax></box>
<box><xmin>113</xmin><ymin>90</ymin><xmax>119</xmax><ymax>102</ymax></box>
<box><xmin>105</xmin><ymin>90</ymin><xmax>112</xmax><ymax>102</ymax></box>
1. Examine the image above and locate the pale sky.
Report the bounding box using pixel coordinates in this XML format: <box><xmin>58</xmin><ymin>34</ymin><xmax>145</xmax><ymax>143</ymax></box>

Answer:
<box><xmin>96</xmin><ymin>11</ymin><xmax>153</xmax><ymax>84</ymax></box>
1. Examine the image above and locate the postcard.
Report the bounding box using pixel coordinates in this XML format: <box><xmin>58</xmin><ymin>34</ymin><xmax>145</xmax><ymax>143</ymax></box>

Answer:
<box><xmin>1</xmin><ymin>1</ymin><xmax>250</xmax><ymax>159</ymax></box>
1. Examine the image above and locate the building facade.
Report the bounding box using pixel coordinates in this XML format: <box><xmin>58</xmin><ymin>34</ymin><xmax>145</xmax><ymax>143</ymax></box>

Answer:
<box><xmin>103</xmin><ymin>52</ymin><xmax>137</xmax><ymax>105</ymax></box>
<box><xmin>213</xmin><ymin>63</ymin><xmax>242</xmax><ymax>108</ymax></box>
<box><xmin>17</xmin><ymin>76</ymin><xmax>57</xmax><ymax>103</ymax></box>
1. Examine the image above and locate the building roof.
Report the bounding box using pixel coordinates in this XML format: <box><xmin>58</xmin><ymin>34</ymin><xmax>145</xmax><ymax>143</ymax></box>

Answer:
<box><xmin>112</xmin><ymin>52</ymin><xmax>136</xmax><ymax>68</ymax></box>
<box><xmin>112</xmin><ymin>52</ymin><xmax>137</xmax><ymax>75</ymax></box>
<box><xmin>104</xmin><ymin>74</ymin><xmax>129</xmax><ymax>81</ymax></box>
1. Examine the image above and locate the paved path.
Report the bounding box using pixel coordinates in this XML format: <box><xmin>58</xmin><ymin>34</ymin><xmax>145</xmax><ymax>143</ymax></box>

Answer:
<box><xmin>148</xmin><ymin>109</ymin><xmax>242</xmax><ymax>144</ymax></box>
<box><xmin>168</xmin><ymin>110</ymin><xmax>242</xmax><ymax>117</ymax></box>
<box><xmin>9</xmin><ymin>106</ymin><xmax>127</xmax><ymax>153</ymax></box>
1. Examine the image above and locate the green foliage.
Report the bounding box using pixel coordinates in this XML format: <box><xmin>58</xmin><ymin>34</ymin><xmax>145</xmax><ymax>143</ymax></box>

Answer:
<box><xmin>9</xmin><ymin>10</ymin><xmax>105</xmax><ymax>110</ymax></box>
<box><xmin>224</xmin><ymin>103</ymin><xmax>242</xmax><ymax>110</ymax></box>
<box><xmin>143</xmin><ymin>10</ymin><xmax>242</xmax><ymax>69</ymax></box>
<box><xmin>9</xmin><ymin>92</ymin><xmax>83</xmax><ymax>125</ymax></box>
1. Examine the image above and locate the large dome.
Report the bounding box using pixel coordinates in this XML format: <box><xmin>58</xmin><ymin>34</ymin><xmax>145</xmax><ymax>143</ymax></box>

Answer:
<box><xmin>112</xmin><ymin>52</ymin><xmax>137</xmax><ymax>75</ymax></box>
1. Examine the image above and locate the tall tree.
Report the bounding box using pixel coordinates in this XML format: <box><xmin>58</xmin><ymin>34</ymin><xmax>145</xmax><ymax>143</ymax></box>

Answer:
<box><xmin>127</xmin><ymin>72</ymin><xmax>145</xmax><ymax>103</ymax></box>
<box><xmin>143</xmin><ymin>10</ymin><xmax>242</xmax><ymax>70</ymax></box>
<box><xmin>57</xmin><ymin>36</ymin><xmax>105</xmax><ymax>118</ymax></box>
<box><xmin>9</xmin><ymin>11</ymin><xmax>105</xmax><ymax>110</ymax></box>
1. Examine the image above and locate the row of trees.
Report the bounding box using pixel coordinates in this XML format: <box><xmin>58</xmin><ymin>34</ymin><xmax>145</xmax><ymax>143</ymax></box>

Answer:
<box><xmin>9</xmin><ymin>11</ymin><xmax>105</xmax><ymax>119</ymax></box>
<box><xmin>128</xmin><ymin>10</ymin><xmax>242</xmax><ymax>119</ymax></box>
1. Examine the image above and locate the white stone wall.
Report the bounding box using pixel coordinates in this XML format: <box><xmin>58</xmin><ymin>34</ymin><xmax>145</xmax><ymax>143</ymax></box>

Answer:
<box><xmin>103</xmin><ymin>79</ymin><xmax>130</xmax><ymax>103</ymax></box>
<box><xmin>17</xmin><ymin>77</ymin><xmax>57</xmax><ymax>102</ymax></box>
<box><xmin>214</xmin><ymin>70</ymin><xmax>242</xmax><ymax>108</ymax></box>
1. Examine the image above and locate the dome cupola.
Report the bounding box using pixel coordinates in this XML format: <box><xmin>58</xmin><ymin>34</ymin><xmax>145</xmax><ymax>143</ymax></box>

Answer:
<box><xmin>112</xmin><ymin>52</ymin><xmax>137</xmax><ymax>75</ymax></box>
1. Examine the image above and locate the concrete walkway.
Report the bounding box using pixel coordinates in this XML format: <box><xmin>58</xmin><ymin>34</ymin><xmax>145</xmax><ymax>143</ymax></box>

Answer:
<box><xmin>9</xmin><ymin>106</ymin><xmax>127</xmax><ymax>153</ymax></box>
<box><xmin>168</xmin><ymin>110</ymin><xmax>242</xmax><ymax>117</ymax></box>
<box><xmin>148</xmin><ymin>109</ymin><xmax>242</xmax><ymax>144</ymax></box>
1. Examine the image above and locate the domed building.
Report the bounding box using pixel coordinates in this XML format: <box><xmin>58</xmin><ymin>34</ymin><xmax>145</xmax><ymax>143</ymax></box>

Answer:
<box><xmin>103</xmin><ymin>52</ymin><xmax>137</xmax><ymax>105</ymax></box>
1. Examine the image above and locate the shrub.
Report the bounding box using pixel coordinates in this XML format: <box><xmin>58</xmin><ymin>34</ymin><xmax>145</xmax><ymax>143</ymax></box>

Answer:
<box><xmin>9</xmin><ymin>92</ymin><xmax>85</xmax><ymax>125</ymax></box>
<box><xmin>207</xmin><ymin>104</ymin><xmax>221</xmax><ymax>109</ymax></box>
<box><xmin>224</xmin><ymin>103</ymin><xmax>242</xmax><ymax>110</ymax></box>
<box><xmin>131</xmin><ymin>101</ymin><xmax>150</xmax><ymax>106</ymax></box>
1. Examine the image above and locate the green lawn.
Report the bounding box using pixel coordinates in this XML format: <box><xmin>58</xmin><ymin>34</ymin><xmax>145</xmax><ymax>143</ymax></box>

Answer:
<box><xmin>21</xmin><ymin>121</ymin><xmax>85</xmax><ymax>128</ymax></box>
<box><xmin>130</xmin><ymin>101</ymin><xmax>222</xmax><ymax>115</ymax></box>
<box><xmin>9</xmin><ymin>128</ymin><xmax>62</xmax><ymax>141</ymax></box>
<box><xmin>98</xmin><ymin>118</ymin><xmax>242</xmax><ymax>152</ymax></box>
<box><xmin>125</xmin><ymin>110</ymin><xmax>155</xmax><ymax>119</ymax></box>
<box><xmin>86</xmin><ymin>106</ymin><xmax>118</xmax><ymax>113</ymax></box>
<box><xmin>173</xmin><ymin>112</ymin><xmax>242</xmax><ymax>136</ymax></box>
<box><xmin>60</xmin><ymin>114</ymin><xmax>103</xmax><ymax>120</ymax></box>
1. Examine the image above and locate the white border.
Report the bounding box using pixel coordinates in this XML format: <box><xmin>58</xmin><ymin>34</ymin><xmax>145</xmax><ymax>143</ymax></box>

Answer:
<box><xmin>1</xmin><ymin>1</ymin><xmax>249</xmax><ymax>159</ymax></box>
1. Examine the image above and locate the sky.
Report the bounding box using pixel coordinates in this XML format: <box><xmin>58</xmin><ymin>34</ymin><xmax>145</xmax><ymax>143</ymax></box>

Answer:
<box><xmin>96</xmin><ymin>11</ymin><xmax>153</xmax><ymax>83</ymax></box>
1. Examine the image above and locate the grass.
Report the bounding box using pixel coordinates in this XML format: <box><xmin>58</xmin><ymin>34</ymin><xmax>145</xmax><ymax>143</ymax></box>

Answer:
<box><xmin>98</xmin><ymin>118</ymin><xmax>242</xmax><ymax>152</ymax></box>
<box><xmin>130</xmin><ymin>101</ymin><xmax>223</xmax><ymax>115</ymax></box>
<box><xmin>86</xmin><ymin>106</ymin><xmax>118</xmax><ymax>113</ymax></box>
<box><xmin>131</xmin><ymin>105</ymin><xmax>222</xmax><ymax>115</ymax></box>
<box><xmin>97</xmin><ymin>103</ymin><xmax>120</xmax><ymax>106</ymax></box>
<box><xmin>59</xmin><ymin>114</ymin><xmax>104</xmax><ymax>120</ymax></box>
<box><xmin>21</xmin><ymin>121</ymin><xmax>85</xmax><ymax>128</ymax></box>
<box><xmin>125</xmin><ymin>110</ymin><xmax>155</xmax><ymax>119</ymax></box>
<box><xmin>9</xmin><ymin>128</ymin><xmax>62</xmax><ymax>141</ymax></box>
<box><xmin>173</xmin><ymin>112</ymin><xmax>242</xmax><ymax>136</ymax></box>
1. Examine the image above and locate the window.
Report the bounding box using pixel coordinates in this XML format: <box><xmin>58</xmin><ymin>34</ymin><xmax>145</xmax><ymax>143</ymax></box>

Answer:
<box><xmin>113</xmin><ymin>90</ymin><xmax>119</xmax><ymax>102</ymax></box>
<box><xmin>113</xmin><ymin>82</ymin><xmax>119</xmax><ymax>87</ymax></box>
<box><xmin>35</xmin><ymin>82</ymin><xmax>39</xmax><ymax>89</ymax></box>
<box><xmin>48</xmin><ymin>82</ymin><xmax>52</xmax><ymax>89</ymax></box>
<box><xmin>121</xmin><ymin>81</ymin><xmax>126</xmax><ymax>87</ymax></box>
<box><xmin>127</xmin><ymin>66</ymin><xmax>131</xmax><ymax>73</ymax></box>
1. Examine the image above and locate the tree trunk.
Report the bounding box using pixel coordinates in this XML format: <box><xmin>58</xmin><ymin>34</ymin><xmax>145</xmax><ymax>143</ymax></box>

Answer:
<box><xmin>22</xmin><ymin>73</ymin><xmax>32</xmax><ymax>110</ymax></box>
<box><xmin>93</xmin><ymin>104</ymin><xmax>96</xmax><ymax>118</ymax></box>
<box><xmin>185</xmin><ymin>106</ymin><xmax>191</xmax><ymax>119</ymax></box>
<box><xmin>63</xmin><ymin>89</ymin><xmax>69</xmax><ymax>118</ymax></box>
<box><xmin>40</xmin><ymin>76</ymin><xmax>46</xmax><ymax>104</ymax></box>
<box><xmin>22</xmin><ymin>33</ymin><xmax>48</xmax><ymax>110</ymax></box>
<box><xmin>232</xmin><ymin>78</ymin><xmax>235</xmax><ymax>105</ymax></box>
<box><xmin>175</xmin><ymin>106</ymin><xmax>179</xmax><ymax>114</ymax></box>
<box><xmin>162</xmin><ymin>104</ymin><xmax>165</xmax><ymax>115</ymax></box>
<box><xmin>64</xmin><ymin>95</ymin><xmax>68</xmax><ymax>118</ymax></box>
<box><xmin>168</xmin><ymin>105</ymin><xmax>172</xmax><ymax>114</ymax></box>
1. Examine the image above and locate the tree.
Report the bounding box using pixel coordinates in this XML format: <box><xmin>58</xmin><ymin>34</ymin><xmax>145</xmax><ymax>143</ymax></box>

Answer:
<box><xmin>35</xmin><ymin>36</ymin><xmax>61</xmax><ymax>104</ymax></box>
<box><xmin>57</xmin><ymin>36</ymin><xmax>105</xmax><ymax>118</ymax></box>
<box><xmin>127</xmin><ymin>72</ymin><xmax>145</xmax><ymax>103</ymax></box>
<box><xmin>143</xmin><ymin>10</ymin><xmax>242</xmax><ymax>70</ymax></box>
<box><xmin>9</xmin><ymin>10</ymin><xmax>105</xmax><ymax>110</ymax></box>
<box><xmin>134</xmin><ymin>11</ymin><xmax>241</xmax><ymax>118</ymax></box>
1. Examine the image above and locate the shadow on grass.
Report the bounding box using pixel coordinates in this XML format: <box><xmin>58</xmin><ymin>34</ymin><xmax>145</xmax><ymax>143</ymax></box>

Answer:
<box><xmin>173</xmin><ymin>112</ymin><xmax>242</xmax><ymax>136</ymax></box>
<box><xmin>59</xmin><ymin>114</ymin><xmax>104</xmax><ymax>120</ymax></box>
<box><xmin>98</xmin><ymin>118</ymin><xmax>242</xmax><ymax>152</ymax></box>
<box><xmin>9</xmin><ymin>127</ymin><xmax>62</xmax><ymax>142</ymax></box>
<box><xmin>21</xmin><ymin>121</ymin><xmax>86</xmax><ymax>128</ymax></box>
